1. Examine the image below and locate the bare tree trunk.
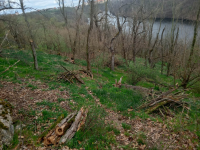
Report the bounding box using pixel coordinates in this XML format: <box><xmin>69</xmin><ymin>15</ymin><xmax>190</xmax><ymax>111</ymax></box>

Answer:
<box><xmin>19</xmin><ymin>0</ymin><xmax>38</xmax><ymax>70</ymax></box>
<box><xmin>145</xmin><ymin>19</ymin><xmax>154</xmax><ymax>67</ymax></box>
<box><xmin>109</xmin><ymin>15</ymin><xmax>126</xmax><ymax>71</ymax></box>
<box><xmin>188</xmin><ymin>3</ymin><xmax>200</xmax><ymax>66</ymax></box>
<box><xmin>86</xmin><ymin>0</ymin><xmax>94</xmax><ymax>72</ymax></box>
<box><xmin>72</xmin><ymin>0</ymin><xmax>85</xmax><ymax>59</ymax></box>
<box><xmin>111</xmin><ymin>50</ymin><xmax>115</xmax><ymax>71</ymax></box>
<box><xmin>160</xmin><ymin>28</ymin><xmax>165</xmax><ymax>75</ymax></box>
<box><xmin>58</xmin><ymin>0</ymin><xmax>73</xmax><ymax>53</ymax></box>
<box><xmin>103</xmin><ymin>0</ymin><xmax>109</xmax><ymax>63</ymax></box>
<box><xmin>148</xmin><ymin>20</ymin><xmax>161</xmax><ymax>68</ymax></box>
<box><xmin>167</xmin><ymin>27</ymin><xmax>179</xmax><ymax>76</ymax></box>
<box><xmin>121</xmin><ymin>33</ymin><xmax>126</xmax><ymax>59</ymax></box>
<box><xmin>132</xmin><ymin>35</ymin><xmax>136</xmax><ymax>63</ymax></box>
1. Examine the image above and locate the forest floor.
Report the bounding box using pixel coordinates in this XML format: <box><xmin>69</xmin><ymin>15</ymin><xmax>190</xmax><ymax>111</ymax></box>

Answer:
<box><xmin>0</xmin><ymin>49</ymin><xmax>200</xmax><ymax>150</ymax></box>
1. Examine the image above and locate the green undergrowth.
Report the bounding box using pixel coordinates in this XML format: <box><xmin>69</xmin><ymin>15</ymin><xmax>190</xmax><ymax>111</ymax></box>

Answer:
<box><xmin>1</xmin><ymin>49</ymin><xmax>200</xmax><ymax>149</ymax></box>
<box><xmin>0</xmin><ymin>49</ymin><xmax>81</xmax><ymax>81</ymax></box>
<box><xmin>91</xmin><ymin>84</ymin><xmax>142</xmax><ymax>114</ymax></box>
<box><xmin>66</xmin><ymin>106</ymin><xmax>118</xmax><ymax>150</ymax></box>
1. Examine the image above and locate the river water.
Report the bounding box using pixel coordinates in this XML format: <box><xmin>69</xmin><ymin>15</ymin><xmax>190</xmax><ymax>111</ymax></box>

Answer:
<box><xmin>106</xmin><ymin>12</ymin><xmax>199</xmax><ymax>43</ymax></box>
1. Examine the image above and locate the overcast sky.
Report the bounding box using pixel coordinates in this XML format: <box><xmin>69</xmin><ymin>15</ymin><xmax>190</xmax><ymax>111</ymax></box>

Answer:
<box><xmin>24</xmin><ymin>0</ymin><xmax>79</xmax><ymax>9</ymax></box>
<box><xmin>4</xmin><ymin>0</ymin><xmax>79</xmax><ymax>13</ymax></box>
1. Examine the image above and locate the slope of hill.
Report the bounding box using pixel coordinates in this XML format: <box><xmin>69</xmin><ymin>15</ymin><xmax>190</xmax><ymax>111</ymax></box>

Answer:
<box><xmin>109</xmin><ymin>0</ymin><xmax>200</xmax><ymax>21</ymax></box>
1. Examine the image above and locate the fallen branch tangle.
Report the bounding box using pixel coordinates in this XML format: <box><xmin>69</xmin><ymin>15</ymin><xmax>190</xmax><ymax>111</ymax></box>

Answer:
<box><xmin>113</xmin><ymin>77</ymin><xmax>189</xmax><ymax>115</ymax></box>
<box><xmin>57</xmin><ymin>65</ymin><xmax>84</xmax><ymax>84</ymax></box>
<box><xmin>39</xmin><ymin>107</ymin><xmax>88</xmax><ymax>146</ymax></box>
<box><xmin>139</xmin><ymin>88</ymin><xmax>189</xmax><ymax>114</ymax></box>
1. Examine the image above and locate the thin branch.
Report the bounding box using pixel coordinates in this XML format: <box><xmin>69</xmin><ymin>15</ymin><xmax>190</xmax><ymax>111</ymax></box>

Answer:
<box><xmin>0</xmin><ymin>60</ymin><xmax>20</xmax><ymax>76</ymax></box>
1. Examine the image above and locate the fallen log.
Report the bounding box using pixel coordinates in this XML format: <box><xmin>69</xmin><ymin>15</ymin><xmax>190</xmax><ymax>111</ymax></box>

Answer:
<box><xmin>38</xmin><ymin>114</ymin><xmax>64</xmax><ymax>143</ymax></box>
<box><xmin>59</xmin><ymin>108</ymin><xmax>84</xmax><ymax>144</ymax></box>
<box><xmin>40</xmin><ymin>108</ymin><xmax>88</xmax><ymax>146</ymax></box>
<box><xmin>112</xmin><ymin>77</ymin><xmax>151</xmax><ymax>94</ymax></box>
<box><xmin>121</xmin><ymin>84</ymin><xmax>150</xmax><ymax>93</ymax></box>
<box><xmin>55</xmin><ymin>112</ymin><xmax>77</xmax><ymax>136</ymax></box>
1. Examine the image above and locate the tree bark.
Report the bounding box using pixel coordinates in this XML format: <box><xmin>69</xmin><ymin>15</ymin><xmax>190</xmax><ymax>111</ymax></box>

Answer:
<box><xmin>86</xmin><ymin>0</ymin><xmax>94</xmax><ymax>72</ymax></box>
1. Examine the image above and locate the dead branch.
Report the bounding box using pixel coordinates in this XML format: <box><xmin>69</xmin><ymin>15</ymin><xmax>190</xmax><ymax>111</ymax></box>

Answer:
<box><xmin>79</xmin><ymin>69</ymin><xmax>93</xmax><ymax>79</ymax></box>
<box><xmin>0</xmin><ymin>31</ymin><xmax>10</xmax><ymax>50</ymax></box>
<box><xmin>0</xmin><ymin>60</ymin><xmax>20</xmax><ymax>76</ymax></box>
<box><xmin>57</xmin><ymin>65</ymin><xmax>84</xmax><ymax>84</ymax></box>
<box><xmin>138</xmin><ymin>87</ymin><xmax>189</xmax><ymax>115</ymax></box>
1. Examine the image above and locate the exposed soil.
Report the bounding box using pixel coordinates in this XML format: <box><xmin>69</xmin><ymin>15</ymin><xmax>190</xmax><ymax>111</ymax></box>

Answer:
<box><xmin>0</xmin><ymin>80</ymin><xmax>71</xmax><ymax>121</ymax></box>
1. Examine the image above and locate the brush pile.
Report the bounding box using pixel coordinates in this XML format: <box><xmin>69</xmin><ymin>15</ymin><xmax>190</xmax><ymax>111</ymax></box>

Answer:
<box><xmin>38</xmin><ymin>108</ymin><xmax>88</xmax><ymax>146</ymax></box>
<box><xmin>139</xmin><ymin>88</ymin><xmax>189</xmax><ymax>116</ymax></box>
<box><xmin>57</xmin><ymin>65</ymin><xmax>84</xmax><ymax>84</ymax></box>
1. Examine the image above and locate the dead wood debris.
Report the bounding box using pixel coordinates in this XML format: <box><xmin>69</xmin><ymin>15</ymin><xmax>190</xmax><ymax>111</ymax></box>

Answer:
<box><xmin>113</xmin><ymin>77</ymin><xmax>151</xmax><ymax>96</ymax></box>
<box><xmin>39</xmin><ymin>107</ymin><xmax>88</xmax><ymax>146</ymax></box>
<box><xmin>0</xmin><ymin>60</ymin><xmax>20</xmax><ymax>76</ymax></box>
<box><xmin>113</xmin><ymin>77</ymin><xmax>189</xmax><ymax>116</ymax></box>
<box><xmin>64</xmin><ymin>58</ymin><xmax>75</xmax><ymax>64</ymax></box>
<box><xmin>57</xmin><ymin>65</ymin><xmax>84</xmax><ymax>84</ymax></box>
<box><xmin>113</xmin><ymin>76</ymin><xmax>123</xmax><ymax>88</ymax></box>
<box><xmin>79</xmin><ymin>69</ymin><xmax>93</xmax><ymax>79</ymax></box>
<box><xmin>139</xmin><ymin>88</ymin><xmax>189</xmax><ymax>114</ymax></box>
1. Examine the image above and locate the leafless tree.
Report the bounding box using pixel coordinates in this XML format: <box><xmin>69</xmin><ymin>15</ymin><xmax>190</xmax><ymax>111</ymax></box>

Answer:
<box><xmin>72</xmin><ymin>0</ymin><xmax>85</xmax><ymax>59</ymax></box>
<box><xmin>19</xmin><ymin>0</ymin><xmax>38</xmax><ymax>70</ymax></box>
<box><xmin>86</xmin><ymin>0</ymin><xmax>94</xmax><ymax>72</ymax></box>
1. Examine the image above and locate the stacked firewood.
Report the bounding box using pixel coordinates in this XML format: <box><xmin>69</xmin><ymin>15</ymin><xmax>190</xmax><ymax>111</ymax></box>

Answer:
<box><xmin>38</xmin><ymin>108</ymin><xmax>88</xmax><ymax>146</ymax></box>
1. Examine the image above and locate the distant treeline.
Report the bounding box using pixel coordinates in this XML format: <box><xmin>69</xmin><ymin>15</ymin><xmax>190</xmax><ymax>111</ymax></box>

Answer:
<box><xmin>109</xmin><ymin>0</ymin><xmax>200</xmax><ymax>21</ymax></box>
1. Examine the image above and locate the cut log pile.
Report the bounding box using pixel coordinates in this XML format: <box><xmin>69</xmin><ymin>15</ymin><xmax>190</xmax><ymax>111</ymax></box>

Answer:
<box><xmin>138</xmin><ymin>88</ymin><xmax>189</xmax><ymax>115</ymax></box>
<box><xmin>38</xmin><ymin>108</ymin><xmax>88</xmax><ymax>146</ymax></box>
<box><xmin>57</xmin><ymin>65</ymin><xmax>84</xmax><ymax>84</ymax></box>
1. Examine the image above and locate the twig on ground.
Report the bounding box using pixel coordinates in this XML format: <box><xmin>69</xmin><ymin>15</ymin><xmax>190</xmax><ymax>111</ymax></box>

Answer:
<box><xmin>0</xmin><ymin>60</ymin><xmax>20</xmax><ymax>76</ymax></box>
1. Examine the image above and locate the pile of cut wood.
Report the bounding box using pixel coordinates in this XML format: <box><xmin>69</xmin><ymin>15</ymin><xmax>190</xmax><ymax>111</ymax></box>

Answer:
<box><xmin>139</xmin><ymin>88</ymin><xmax>189</xmax><ymax>115</ymax></box>
<box><xmin>38</xmin><ymin>108</ymin><xmax>88</xmax><ymax>146</ymax></box>
<box><xmin>57</xmin><ymin>65</ymin><xmax>84</xmax><ymax>84</ymax></box>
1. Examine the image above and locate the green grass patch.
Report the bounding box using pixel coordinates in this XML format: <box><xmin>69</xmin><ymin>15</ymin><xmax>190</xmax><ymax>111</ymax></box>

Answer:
<box><xmin>106</xmin><ymin>125</ymin><xmax>120</xmax><ymax>135</ymax></box>
<box><xmin>122</xmin><ymin>123</ymin><xmax>131</xmax><ymax>130</ymax></box>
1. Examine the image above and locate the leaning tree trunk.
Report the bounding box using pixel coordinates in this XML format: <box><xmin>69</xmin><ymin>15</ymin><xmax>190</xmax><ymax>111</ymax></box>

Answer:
<box><xmin>109</xmin><ymin>15</ymin><xmax>126</xmax><ymax>71</ymax></box>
